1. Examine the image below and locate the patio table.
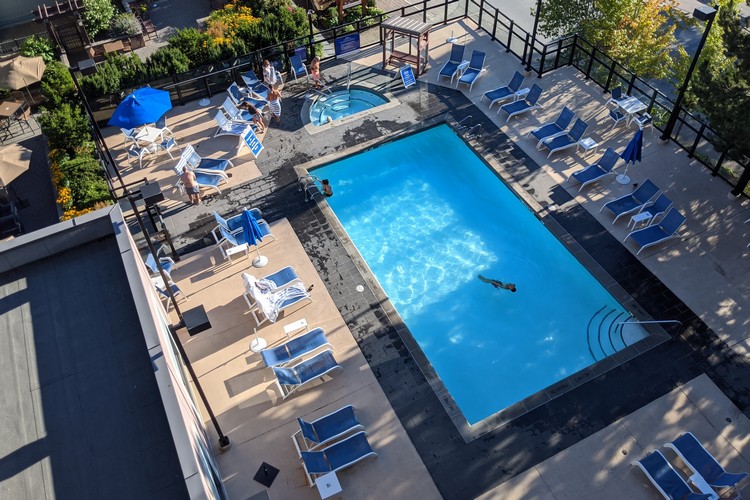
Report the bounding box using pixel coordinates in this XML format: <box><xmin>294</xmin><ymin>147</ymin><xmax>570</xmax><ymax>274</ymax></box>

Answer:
<box><xmin>0</xmin><ymin>101</ymin><xmax>24</xmax><ymax>141</ymax></box>
<box><xmin>617</xmin><ymin>96</ymin><xmax>647</xmax><ymax>125</ymax></box>
<box><xmin>134</xmin><ymin>126</ymin><xmax>164</xmax><ymax>151</ymax></box>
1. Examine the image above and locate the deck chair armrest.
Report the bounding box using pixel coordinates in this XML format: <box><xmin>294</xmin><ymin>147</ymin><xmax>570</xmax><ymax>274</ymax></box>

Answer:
<box><xmin>193</xmin><ymin>168</ymin><xmax>229</xmax><ymax>180</ymax></box>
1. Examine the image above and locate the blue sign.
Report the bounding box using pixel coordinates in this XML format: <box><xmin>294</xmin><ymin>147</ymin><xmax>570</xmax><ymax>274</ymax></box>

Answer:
<box><xmin>243</xmin><ymin>127</ymin><xmax>264</xmax><ymax>158</ymax></box>
<box><xmin>400</xmin><ymin>64</ymin><xmax>416</xmax><ymax>89</ymax></box>
<box><xmin>294</xmin><ymin>46</ymin><xmax>307</xmax><ymax>63</ymax></box>
<box><xmin>335</xmin><ymin>33</ymin><xmax>361</xmax><ymax>56</ymax></box>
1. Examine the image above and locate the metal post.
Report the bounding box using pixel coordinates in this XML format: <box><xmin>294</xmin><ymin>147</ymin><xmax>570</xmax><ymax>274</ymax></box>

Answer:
<box><xmin>307</xmin><ymin>10</ymin><xmax>315</xmax><ymax>61</ymax></box>
<box><xmin>660</xmin><ymin>6</ymin><xmax>717</xmax><ymax>141</ymax></box>
<box><xmin>167</xmin><ymin>324</ymin><xmax>230</xmax><ymax>449</ymax></box>
<box><xmin>730</xmin><ymin>162</ymin><xmax>750</xmax><ymax>196</ymax></box>
<box><xmin>525</xmin><ymin>0</ymin><xmax>542</xmax><ymax>71</ymax></box>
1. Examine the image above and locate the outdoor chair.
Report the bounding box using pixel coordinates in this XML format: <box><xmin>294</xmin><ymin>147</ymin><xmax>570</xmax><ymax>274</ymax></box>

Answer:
<box><xmin>180</xmin><ymin>144</ymin><xmax>234</xmax><ymax>175</ymax></box>
<box><xmin>260</xmin><ymin>327</ymin><xmax>331</xmax><ymax>367</ymax></box>
<box><xmin>250</xmin><ymin>284</ymin><xmax>312</xmax><ymax>326</ymax></box>
<box><xmin>527</xmin><ymin>106</ymin><xmax>576</xmax><ymax>148</ymax></box>
<box><xmin>292</xmin><ymin>405</ymin><xmax>364</xmax><ymax>456</ymax></box>
<box><xmin>213</xmin><ymin>111</ymin><xmax>250</xmax><ymax>154</ymax></box>
<box><xmin>625</xmin><ymin>207</ymin><xmax>686</xmax><ymax>255</ymax></box>
<box><xmin>664</xmin><ymin>432</ymin><xmax>748</xmax><ymax>493</ymax></box>
<box><xmin>609</xmin><ymin>108</ymin><xmax>627</xmax><ymax>130</ymax></box>
<box><xmin>273</xmin><ymin>349</ymin><xmax>342</xmax><ymax>400</ymax></box>
<box><xmin>439</xmin><ymin>43</ymin><xmax>465</xmax><ymax>83</ymax></box>
<box><xmin>158</xmin><ymin>137</ymin><xmax>180</xmax><ymax>159</ymax></box>
<box><xmin>216</xmin><ymin>222</ymin><xmax>275</xmax><ymax>260</ymax></box>
<box><xmin>241</xmin><ymin>70</ymin><xmax>271</xmax><ymax>99</ymax></box>
<box><xmin>607</xmin><ymin>85</ymin><xmax>629</xmax><ymax>108</ymax></box>
<box><xmin>290</xmin><ymin>54</ymin><xmax>308</xmax><ymax>82</ymax></box>
<box><xmin>211</xmin><ymin>208</ymin><xmax>264</xmax><ymax>243</ymax></box>
<box><xmin>151</xmin><ymin>276</ymin><xmax>187</xmax><ymax>312</ymax></box>
<box><xmin>600</xmin><ymin>179</ymin><xmax>661</xmax><ymax>223</ymax></box>
<box><xmin>126</xmin><ymin>144</ymin><xmax>154</xmax><ymax>169</ymax></box>
<box><xmin>221</xmin><ymin>97</ymin><xmax>262</xmax><ymax>125</ymax></box>
<box><xmin>241</xmin><ymin>267</ymin><xmax>303</xmax><ymax>310</ymax></box>
<box><xmin>300</xmin><ymin>431</ymin><xmax>377</xmax><ymax>487</ymax></box>
<box><xmin>634</xmin><ymin>193</ymin><xmax>673</xmax><ymax>227</ymax></box>
<box><xmin>173</xmin><ymin>164</ymin><xmax>228</xmax><ymax>195</ymax></box>
<box><xmin>227</xmin><ymin>82</ymin><xmax>269</xmax><ymax>110</ymax></box>
<box><xmin>632</xmin><ymin>450</ymin><xmax>712</xmax><ymax>500</ymax></box>
<box><xmin>499</xmin><ymin>84</ymin><xmax>544</xmax><ymax>121</ymax></box>
<box><xmin>634</xmin><ymin>112</ymin><xmax>653</xmax><ymax>132</ymax></box>
<box><xmin>540</xmin><ymin>118</ymin><xmax>588</xmax><ymax>158</ymax></box>
<box><xmin>456</xmin><ymin>50</ymin><xmax>486</xmax><ymax>91</ymax></box>
<box><xmin>481</xmin><ymin>71</ymin><xmax>525</xmax><ymax>109</ymax></box>
<box><xmin>144</xmin><ymin>252</ymin><xmax>175</xmax><ymax>280</ymax></box>
<box><xmin>568</xmin><ymin>147</ymin><xmax>620</xmax><ymax>191</ymax></box>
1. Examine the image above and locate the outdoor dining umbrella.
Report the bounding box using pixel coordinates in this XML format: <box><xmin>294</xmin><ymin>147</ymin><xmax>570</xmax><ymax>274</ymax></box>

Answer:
<box><xmin>241</xmin><ymin>209</ymin><xmax>268</xmax><ymax>268</ymax></box>
<box><xmin>0</xmin><ymin>55</ymin><xmax>45</xmax><ymax>103</ymax></box>
<box><xmin>0</xmin><ymin>143</ymin><xmax>32</xmax><ymax>187</ymax></box>
<box><xmin>107</xmin><ymin>87</ymin><xmax>172</xmax><ymax>128</ymax></box>
<box><xmin>617</xmin><ymin>128</ymin><xmax>644</xmax><ymax>185</ymax></box>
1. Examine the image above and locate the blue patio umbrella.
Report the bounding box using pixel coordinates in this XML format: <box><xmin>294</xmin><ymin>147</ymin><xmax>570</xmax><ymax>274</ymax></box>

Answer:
<box><xmin>107</xmin><ymin>87</ymin><xmax>172</xmax><ymax>128</ymax></box>
<box><xmin>617</xmin><ymin>128</ymin><xmax>644</xmax><ymax>184</ymax></box>
<box><xmin>241</xmin><ymin>209</ymin><xmax>268</xmax><ymax>268</ymax></box>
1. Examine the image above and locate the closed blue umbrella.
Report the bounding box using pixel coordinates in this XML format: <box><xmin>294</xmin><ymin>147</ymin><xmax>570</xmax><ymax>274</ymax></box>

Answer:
<box><xmin>241</xmin><ymin>209</ymin><xmax>268</xmax><ymax>268</ymax></box>
<box><xmin>108</xmin><ymin>87</ymin><xmax>172</xmax><ymax>128</ymax></box>
<box><xmin>617</xmin><ymin>128</ymin><xmax>644</xmax><ymax>184</ymax></box>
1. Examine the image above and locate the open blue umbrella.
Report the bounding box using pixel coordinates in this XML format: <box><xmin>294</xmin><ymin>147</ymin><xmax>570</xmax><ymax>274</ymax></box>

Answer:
<box><xmin>617</xmin><ymin>128</ymin><xmax>644</xmax><ymax>184</ymax></box>
<box><xmin>107</xmin><ymin>87</ymin><xmax>172</xmax><ymax>128</ymax></box>
<box><xmin>241</xmin><ymin>209</ymin><xmax>268</xmax><ymax>268</ymax></box>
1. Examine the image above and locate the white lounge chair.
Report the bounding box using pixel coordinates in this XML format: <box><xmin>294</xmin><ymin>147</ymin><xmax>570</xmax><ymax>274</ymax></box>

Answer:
<box><xmin>213</xmin><ymin>111</ymin><xmax>250</xmax><ymax>154</ymax></box>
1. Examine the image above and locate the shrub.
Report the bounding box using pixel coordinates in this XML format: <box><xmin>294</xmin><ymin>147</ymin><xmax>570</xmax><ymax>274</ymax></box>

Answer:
<box><xmin>320</xmin><ymin>8</ymin><xmax>339</xmax><ymax>30</ymax></box>
<box><xmin>41</xmin><ymin>61</ymin><xmax>76</xmax><ymax>107</ymax></box>
<box><xmin>57</xmin><ymin>155</ymin><xmax>111</xmax><ymax>208</ymax></box>
<box><xmin>146</xmin><ymin>46</ymin><xmax>190</xmax><ymax>79</ymax></box>
<box><xmin>20</xmin><ymin>35</ymin><xmax>55</xmax><ymax>63</ymax></box>
<box><xmin>0</xmin><ymin>88</ymin><xmax>10</xmax><ymax>100</ymax></box>
<box><xmin>80</xmin><ymin>53</ymin><xmax>146</xmax><ymax>97</ymax></box>
<box><xmin>110</xmin><ymin>13</ymin><xmax>142</xmax><ymax>37</ymax></box>
<box><xmin>38</xmin><ymin>103</ymin><xmax>91</xmax><ymax>154</ymax></box>
<box><xmin>111</xmin><ymin>53</ymin><xmax>147</xmax><ymax>88</ymax></box>
<box><xmin>82</xmin><ymin>0</ymin><xmax>116</xmax><ymax>38</ymax></box>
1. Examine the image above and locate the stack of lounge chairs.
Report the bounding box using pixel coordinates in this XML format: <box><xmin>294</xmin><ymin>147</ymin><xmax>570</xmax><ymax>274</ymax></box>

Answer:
<box><xmin>633</xmin><ymin>432</ymin><xmax>747</xmax><ymax>499</ymax></box>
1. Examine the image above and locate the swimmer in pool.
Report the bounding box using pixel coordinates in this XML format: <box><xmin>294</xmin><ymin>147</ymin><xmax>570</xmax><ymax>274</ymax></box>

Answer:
<box><xmin>478</xmin><ymin>274</ymin><xmax>517</xmax><ymax>292</ymax></box>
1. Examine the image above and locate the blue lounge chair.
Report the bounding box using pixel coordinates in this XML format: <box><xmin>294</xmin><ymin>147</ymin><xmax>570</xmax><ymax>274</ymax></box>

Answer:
<box><xmin>301</xmin><ymin>431</ymin><xmax>377</xmax><ymax>487</ymax></box>
<box><xmin>499</xmin><ymin>84</ymin><xmax>543</xmax><ymax>121</ymax></box>
<box><xmin>481</xmin><ymin>71</ymin><xmax>525</xmax><ymax>109</ymax></box>
<box><xmin>625</xmin><ymin>207</ymin><xmax>686</xmax><ymax>255</ymax></box>
<box><xmin>242</xmin><ymin>266</ymin><xmax>304</xmax><ymax>310</ymax></box>
<box><xmin>216</xmin><ymin>222</ymin><xmax>275</xmax><ymax>260</ymax></box>
<box><xmin>541</xmin><ymin>118</ymin><xmax>588</xmax><ymax>158</ymax></box>
<box><xmin>241</xmin><ymin>70</ymin><xmax>270</xmax><ymax>99</ymax></box>
<box><xmin>213</xmin><ymin>111</ymin><xmax>251</xmax><ymax>154</ymax></box>
<box><xmin>568</xmin><ymin>147</ymin><xmax>620</xmax><ymax>191</ymax></box>
<box><xmin>639</xmin><ymin>193</ymin><xmax>672</xmax><ymax>225</ymax></box>
<box><xmin>227</xmin><ymin>82</ymin><xmax>269</xmax><ymax>110</ymax></box>
<box><xmin>273</xmin><ymin>349</ymin><xmax>341</xmax><ymax>399</ymax></box>
<box><xmin>527</xmin><ymin>106</ymin><xmax>576</xmax><ymax>148</ymax></box>
<box><xmin>632</xmin><ymin>450</ymin><xmax>712</xmax><ymax>499</ymax></box>
<box><xmin>665</xmin><ymin>432</ymin><xmax>748</xmax><ymax>493</ymax></box>
<box><xmin>292</xmin><ymin>405</ymin><xmax>365</xmax><ymax>456</ymax></box>
<box><xmin>600</xmin><ymin>179</ymin><xmax>660</xmax><ymax>223</ymax></box>
<box><xmin>607</xmin><ymin>85</ymin><xmax>629</xmax><ymax>108</ymax></box>
<box><xmin>261</xmin><ymin>327</ymin><xmax>331</xmax><ymax>367</ymax></box>
<box><xmin>221</xmin><ymin>97</ymin><xmax>262</xmax><ymax>125</ymax></box>
<box><xmin>439</xmin><ymin>43</ymin><xmax>465</xmax><ymax>83</ymax></box>
<box><xmin>173</xmin><ymin>164</ymin><xmax>227</xmax><ymax>195</ymax></box>
<box><xmin>290</xmin><ymin>53</ymin><xmax>308</xmax><ymax>82</ymax></box>
<box><xmin>211</xmin><ymin>208</ymin><xmax>264</xmax><ymax>243</ymax></box>
<box><xmin>144</xmin><ymin>252</ymin><xmax>175</xmax><ymax>280</ymax></box>
<box><xmin>181</xmin><ymin>144</ymin><xmax>234</xmax><ymax>175</ymax></box>
<box><xmin>456</xmin><ymin>50</ymin><xmax>486</xmax><ymax>91</ymax></box>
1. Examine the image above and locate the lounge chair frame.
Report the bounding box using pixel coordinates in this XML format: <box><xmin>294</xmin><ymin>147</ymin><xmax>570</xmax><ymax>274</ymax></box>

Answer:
<box><xmin>300</xmin><ymin>431</ymin><xmax>377</xmax><ymax>487</ymax></box>
<box><xmin>292</xmin><ymin>405</ymin><xmax>364</xmax><ymax>456</ymax></box>
<box><xmin>664</xmin><ymin>432</ymin><xmax>748</xmax><ymax>493</ymax></box>
<box><xmin>273</xmin><ymin>349</ymin><xmax>341</xmax><ymax>400</ymax></box>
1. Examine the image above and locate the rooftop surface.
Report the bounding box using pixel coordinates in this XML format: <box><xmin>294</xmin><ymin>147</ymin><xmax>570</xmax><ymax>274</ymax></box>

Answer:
<box><xmin>0</xmin><ymin>235</ymin><xmax>187</xmax><ymax>499</ymax></box>
<box><xmin>104</xmin><ymin>18</ymin><xmax>750</xmax><ymax>499</ymax></box>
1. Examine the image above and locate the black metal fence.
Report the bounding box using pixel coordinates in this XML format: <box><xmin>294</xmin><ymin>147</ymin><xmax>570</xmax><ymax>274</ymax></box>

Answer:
<box><xmin>83</xmin><ymin>0</ymin><xmax>749</xmax><ymax>197</ymax></box>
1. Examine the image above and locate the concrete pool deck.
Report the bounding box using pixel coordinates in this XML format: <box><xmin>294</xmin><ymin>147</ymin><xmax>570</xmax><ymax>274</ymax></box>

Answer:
<box><xmin>120</xmin><ymin>18</ymin><xmax>750</xmax><ymax>499</ymax></box>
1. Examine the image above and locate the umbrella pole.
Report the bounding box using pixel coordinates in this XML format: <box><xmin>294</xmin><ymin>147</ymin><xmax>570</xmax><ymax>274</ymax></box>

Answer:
<box><xmin>616</xmin><ymin>164</ymin><xmax>631</xmax><ymax>185</ymax></box>
<box><xmin>252</xmin><ymin>244</ymin><xmax>268</xmax><ymax>268</ymax></box>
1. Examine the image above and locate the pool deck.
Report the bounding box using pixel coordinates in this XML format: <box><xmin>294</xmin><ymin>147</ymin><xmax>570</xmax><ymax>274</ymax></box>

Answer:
<box><xmin>117</xmin><ymin>18</ymin><xmax>750</xmax><ymax>499</ymax></box>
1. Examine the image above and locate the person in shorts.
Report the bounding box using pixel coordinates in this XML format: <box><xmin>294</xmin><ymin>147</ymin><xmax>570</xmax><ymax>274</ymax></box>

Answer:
<box><xmin>180</xmin><ymin>168</ymin><xmax>201</xmax><ymax>205</ymax></box>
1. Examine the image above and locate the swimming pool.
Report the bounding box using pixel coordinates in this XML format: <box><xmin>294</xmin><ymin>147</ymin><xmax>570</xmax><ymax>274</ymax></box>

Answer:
<box><xmin>309</xmin><ymin>86</ymin><xmax>389</xmax><ymax>126</ymax></box>
<box><xmin>312</xmin><ymin>125</ymin><xmax>649</xmax><ymax>425</ymax></box>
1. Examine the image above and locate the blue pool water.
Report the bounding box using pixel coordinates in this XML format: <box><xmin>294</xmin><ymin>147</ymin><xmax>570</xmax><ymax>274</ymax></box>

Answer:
<box><xmin>313</xmin><ymin>125</ymin><xmax>644</xmax><ymax>424</ymax></box>
<box><xmin>310</xmin><ymin>88</ymin><xmax>388</xmax><ymax>126</ymax></box>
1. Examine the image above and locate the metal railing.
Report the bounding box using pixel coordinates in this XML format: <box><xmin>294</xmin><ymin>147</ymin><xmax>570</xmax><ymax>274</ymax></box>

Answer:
<box><xmin>0</xmin><ymin>31</ymin><xmax>49</xmax><ymax>57</ymax></box>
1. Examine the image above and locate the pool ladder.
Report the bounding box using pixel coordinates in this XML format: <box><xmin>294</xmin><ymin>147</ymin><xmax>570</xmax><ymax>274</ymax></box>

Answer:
<box><xmin>298</xmin><ymin>174</ymin><xmax>323</xmax><ymax>201</ymax></box>
<box><xmin>465</xmin><ymin>124</ymin><xmax>482</xmax><ymax>140</ymax></box>
<box><xmin>445</xmin><ymin>113</ymin><xmax>473</xmax><ymax>133</ymax></box>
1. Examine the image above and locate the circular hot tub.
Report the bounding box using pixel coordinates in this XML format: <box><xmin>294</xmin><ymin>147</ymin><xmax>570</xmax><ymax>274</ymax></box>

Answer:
<box><xmin>309</xmin><ymin>86</ymin><xmax>389</xmax><ymax>126</ymax></box>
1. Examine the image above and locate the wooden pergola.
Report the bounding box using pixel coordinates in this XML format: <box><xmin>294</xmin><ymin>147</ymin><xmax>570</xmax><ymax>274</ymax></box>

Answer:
<box><xmin>381</xmin><ymin>17</ymin><xmax>431</xmax><ymax>76</ymax></box>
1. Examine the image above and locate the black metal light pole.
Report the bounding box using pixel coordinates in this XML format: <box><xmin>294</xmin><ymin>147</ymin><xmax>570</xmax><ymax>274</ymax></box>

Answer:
<box><xmin>307</xmin><ymin>9</ymin><xmax>315</xmax><ymax>61</ymax></box>
<box><xmin>526</xmin><ymin>0</ymin><xmax>543</xmax><ymax>72</ymax></box>
<box><xmin>660</xmin><ymin>5</ymin><xmax>717</xmax><ymax>141</ymax></box>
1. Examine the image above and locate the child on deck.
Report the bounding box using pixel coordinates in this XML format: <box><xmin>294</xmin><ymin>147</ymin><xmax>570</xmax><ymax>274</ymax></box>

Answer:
<box><xmin>310</xmin><ymin>57</ymin><xmax>321</xmax><ymax>88</ymax></box>
<box><xmin>268</xmin><ymin>85</ymin><xmax>282</xmax><ymax>123</ymax></box>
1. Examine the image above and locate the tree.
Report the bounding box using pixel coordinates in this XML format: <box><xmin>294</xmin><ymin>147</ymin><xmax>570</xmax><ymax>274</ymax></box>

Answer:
<box><xmin>539</xmin><ymin>0</ymin><xmax>688</xmax><ymax>80</ymax></box>
<box><xmin>692</xmin><ymin>1</ymin><xmax>750</xmax><ymax>162</ymax></box>
<box><xmin>81</xmin><ymin>0</ymin><xmax>116</xmax><ymax>38</ymax></box>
